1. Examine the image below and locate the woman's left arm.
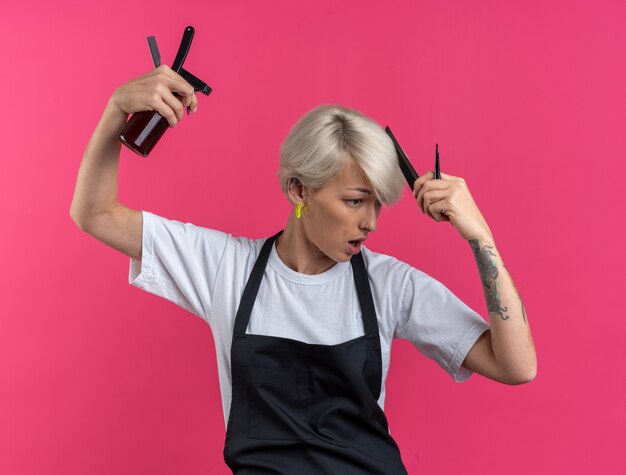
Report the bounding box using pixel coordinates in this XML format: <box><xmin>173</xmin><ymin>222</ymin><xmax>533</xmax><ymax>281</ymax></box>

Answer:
<box><xmin>413</xmin><ymin>171</ymin><xmax>537</xmax><ymax>385</ymax></box>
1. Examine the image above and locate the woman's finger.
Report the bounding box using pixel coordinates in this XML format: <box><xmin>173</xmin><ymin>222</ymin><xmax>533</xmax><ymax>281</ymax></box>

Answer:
<box><xmin>177</xmin><ymin>91</ymin><xmax>197</xmax><ymax>112</ymax></box>
<box><xmin>421</xmin><ymin>189</ymin><xmax>448</xmax><ymax>216</ymax></box>
<box><xmin>425</xmin><ymin>197</ymin><xmax>451</xmax><ymax>222</ymax></box>
<box><xmin>415</xmin><ymin>179</ymin><xmax>449</xmax><ymax>211</ymax></box>
<box><xmin>161</xmin><ymin>90</ymin><xmax>185</xmax><ymax>123</ymax></box>
<box><xmin>169</xmin><ymin>79</ymin><xmax>195</xmax><ymax>102</ymax></box>
<box><xmin>438</xmin><ymin>172</ymin><xmax>465</xmax><ymax>183</ymax></box>
<box><xmin>152</xmin><ymin>97</ymin><xmax>179</xmax><ymax>127</ymax></box>
<box><xmin>169</xmin><ymin>80</ymin><xmax>197</xmax><ymax>114</ymax></box>
<box><xmin>412</xmin><ymin>171</ymin><xmax>435</xmax><ymax>197</ymax></box>
<box><xmin>413</xmin><ymin>172</ymin><xmax>465</xmax><ymax>199</ymax></box>
<box><xmin>154</xmin><ymin>64</ymin><xmax>195</xmax><ymax>107</ymax></box>
<box><xmin>163</xmin><ymin>68</ymin><xmax>195</xmax><ymax>97</ymax></box>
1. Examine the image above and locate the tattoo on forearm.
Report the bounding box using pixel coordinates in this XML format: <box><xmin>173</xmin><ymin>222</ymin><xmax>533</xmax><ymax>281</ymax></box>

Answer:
<box><xmin>470</xmin><ymin>240</ymin><xmax>509</xmax><ymax>321</ymax></box>
<box><xmin>504</xmin><ymin>265</ymin><xmax>527</xmax><ymax>325</ymax></box>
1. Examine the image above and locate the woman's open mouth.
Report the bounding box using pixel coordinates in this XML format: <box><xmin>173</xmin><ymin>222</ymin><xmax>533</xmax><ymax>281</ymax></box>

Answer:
<box><xmin>348</xmin><ymin>240</ymin><xmax>362</xmax><ymax>254</ymax></box>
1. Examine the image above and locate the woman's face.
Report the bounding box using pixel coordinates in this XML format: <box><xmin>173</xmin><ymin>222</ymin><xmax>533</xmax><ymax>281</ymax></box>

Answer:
<box><xmin>301</xmin><ymin>161</ymin><xmax>382</xmax><ymax>263</ymax></box>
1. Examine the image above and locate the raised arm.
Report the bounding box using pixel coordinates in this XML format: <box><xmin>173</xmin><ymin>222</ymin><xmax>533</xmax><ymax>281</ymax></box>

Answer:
<box><xmin>464</xmin><ymin>237</ymin><xmax>536</xmax><ymax>384</ymax></box>
<box><xmin>412</xmin><ymin>170</ymin><xmax>537</xmax><ymax>384</ymax></box>
<box><xmin>69</xmin><ymin>65</ymin><xmax>198</xmax><ymax>261</ymax></box>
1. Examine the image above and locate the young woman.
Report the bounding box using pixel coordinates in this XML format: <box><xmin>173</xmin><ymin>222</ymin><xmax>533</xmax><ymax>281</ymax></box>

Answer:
<box><xmin>71</xmin><ymin>65</ymin><xmax>536</xmax><ymax>474</ymax></box>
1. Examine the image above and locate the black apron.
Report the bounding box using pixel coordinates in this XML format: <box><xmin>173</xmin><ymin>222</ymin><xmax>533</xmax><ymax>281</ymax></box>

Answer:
<box><xmin>223</xmin><ymin>232</ymin><xmax>408</xmax><ymax>474</ymax></box>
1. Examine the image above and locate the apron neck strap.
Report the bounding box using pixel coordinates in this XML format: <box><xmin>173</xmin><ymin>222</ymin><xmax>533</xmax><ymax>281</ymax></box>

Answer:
<box><xmin>233</xmin><ymin>231</ymin><xmax>379</xmax><ymax>339</ymax></box>
<box><xmin>349</xmin><ymin>247</ymin><xmax>380</xmax><ymax>339</ymax></box>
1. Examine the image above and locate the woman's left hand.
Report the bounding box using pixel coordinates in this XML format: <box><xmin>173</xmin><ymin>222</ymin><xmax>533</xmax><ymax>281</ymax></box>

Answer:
<box><xmin>412</xmin><ymin>171</ymin><xmax>494</xmax><ymax>242</ymax></box>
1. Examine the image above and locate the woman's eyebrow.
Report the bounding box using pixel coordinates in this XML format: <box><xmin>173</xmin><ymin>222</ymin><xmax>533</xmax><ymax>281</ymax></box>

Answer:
<box><xmin>347</xmin><ymin>187</ymin><xmax>371</xmax><ymax>194</ymax></box>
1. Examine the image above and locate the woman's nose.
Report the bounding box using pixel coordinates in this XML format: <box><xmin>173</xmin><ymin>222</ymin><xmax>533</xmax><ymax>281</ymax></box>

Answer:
<box><xmin>361</xmin><ymin>206</ymin><xmax>378</xmax><ymax>232</ymax></box>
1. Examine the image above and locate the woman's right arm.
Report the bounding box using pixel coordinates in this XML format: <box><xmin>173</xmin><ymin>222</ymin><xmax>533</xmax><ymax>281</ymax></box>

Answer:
<box><xmin>69</xmin><ymin>65</ymin><xmax>197</xmax><ymax>261</ymax></box>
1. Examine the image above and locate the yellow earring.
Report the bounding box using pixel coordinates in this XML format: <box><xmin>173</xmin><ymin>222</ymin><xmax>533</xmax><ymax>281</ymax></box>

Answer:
<box><xmin>296</xmin><ymin>203</ymin><xmax>302</xmax><ymax>219</ymax></box>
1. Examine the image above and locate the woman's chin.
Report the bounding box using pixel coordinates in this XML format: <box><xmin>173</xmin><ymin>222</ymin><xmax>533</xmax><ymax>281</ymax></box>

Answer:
<box><xmin>336</xmin><ymin>251</ymin><xmax>353</xmax><ymax>262</ymax></box>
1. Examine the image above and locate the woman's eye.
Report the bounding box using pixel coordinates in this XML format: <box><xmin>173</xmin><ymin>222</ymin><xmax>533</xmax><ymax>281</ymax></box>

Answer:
<box><xmin>346</xmin><ymin>199</ymin><xmax>362</xmax><ymax>206</ymax></box>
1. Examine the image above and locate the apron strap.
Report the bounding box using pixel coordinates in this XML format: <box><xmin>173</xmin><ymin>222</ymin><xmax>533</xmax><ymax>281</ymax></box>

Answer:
<box><xmin>233</xmin><ymin>231</ymin><xmax>282</xmax><ymax>337</ymax></box>
<box><xmin>350</xmin><ymin>250</ymin><xmax>380</xmax><ymax>339</ymax></box>
<box><xmin>233</xmin><ymin>231</ymin><xmax>379</xmax><ymax>339</ymax></box>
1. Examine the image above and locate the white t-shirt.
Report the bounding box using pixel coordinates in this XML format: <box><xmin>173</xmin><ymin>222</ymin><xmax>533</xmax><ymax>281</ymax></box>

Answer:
<box><xmin>129</xmin><ymin>211</ymin><xmax>490</xmax><ymax>428</ymax></box>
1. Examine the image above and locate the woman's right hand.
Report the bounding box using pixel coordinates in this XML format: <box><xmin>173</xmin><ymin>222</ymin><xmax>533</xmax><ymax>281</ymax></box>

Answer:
<box><xmin>110</xmin><ymin>65</ymin><xmax>198</xmax><ymax>128</ymax></box>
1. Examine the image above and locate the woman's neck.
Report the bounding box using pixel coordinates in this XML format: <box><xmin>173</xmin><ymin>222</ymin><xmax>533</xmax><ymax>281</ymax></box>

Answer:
<box><xmin>275</xmin><ymin>216</ymin><xmax>337</xmax><ymax>275</ymax></box>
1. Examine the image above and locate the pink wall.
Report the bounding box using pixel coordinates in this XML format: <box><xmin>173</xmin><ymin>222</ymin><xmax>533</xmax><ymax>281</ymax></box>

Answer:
<box><xmin>2</xmin><ymin>0</ymin><xmax>624</xmax><ymax>473</ymax></box>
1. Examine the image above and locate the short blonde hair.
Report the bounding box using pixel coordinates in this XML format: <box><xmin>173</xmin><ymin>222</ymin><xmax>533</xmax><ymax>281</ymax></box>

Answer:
<box><xmin>278</xmin><ymin>104</ymin><xmax>404</xmax><ymax>205</ymax></box>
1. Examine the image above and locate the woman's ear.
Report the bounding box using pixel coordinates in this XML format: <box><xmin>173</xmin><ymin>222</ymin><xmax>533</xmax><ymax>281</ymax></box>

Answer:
<box><xmin>288</xmin><ymin>178</ymin><xmax>305</xmax><ymax>204</ymax></box>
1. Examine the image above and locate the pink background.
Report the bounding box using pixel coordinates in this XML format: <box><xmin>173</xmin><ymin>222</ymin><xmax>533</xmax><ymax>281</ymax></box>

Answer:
<box><xmin>2</xmin><ymin>0</ymin><xmax>624</xmax><ymax>473</ymax></box>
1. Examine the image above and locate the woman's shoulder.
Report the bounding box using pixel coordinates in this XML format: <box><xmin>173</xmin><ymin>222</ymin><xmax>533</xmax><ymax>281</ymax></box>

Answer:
<box><xmin>360</xmin><ymin>245</ymin><xmax>438</xmax><ymax>287</ymax></box>
<box><xmin>361</xmin><ymin>245</ymin><xmax>421</xmax><ymax>279</ymax></box>
<box><xmin>142</xmin><ymin>210</ymin><xmax>268</xmax><ymax>257</ymax></box>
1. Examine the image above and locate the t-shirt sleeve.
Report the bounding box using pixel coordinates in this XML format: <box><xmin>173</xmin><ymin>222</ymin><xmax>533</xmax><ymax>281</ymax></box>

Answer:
<box><xmin>128</xmin><ymin>210</ymin><xmax>230</xmax><ymax>323</ymax></box>
<box><xmin>394</xmin><ymin>267</ymin><xmax>490</xmax><ymax>383</ymax></box>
